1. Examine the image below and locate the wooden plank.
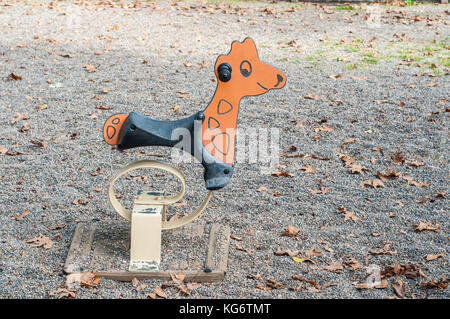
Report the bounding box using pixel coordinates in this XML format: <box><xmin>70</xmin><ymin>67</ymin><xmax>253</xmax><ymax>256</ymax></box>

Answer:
<box><xmin>217</xmin><ymin>226</ymin><xmax>231</xmax><ymax>272</ymax></box>
<box><xmin>96</xmin><ymin>270</ymin><xmax>224</xmax><ymax>282</ymax></box>
<box><xmin>63</xmin><ymin>222</ymin><xmax>84</xmax><ymax>274</ymax></box>
<box><xmin>80</xmin><ymin>223</ymin><xmax>96</xmax><ymax>261</ymax></box>
<box><xmin>204</xmin><ymin>223</ymin><xmax>220</xmax><ymax>271</ymax></box>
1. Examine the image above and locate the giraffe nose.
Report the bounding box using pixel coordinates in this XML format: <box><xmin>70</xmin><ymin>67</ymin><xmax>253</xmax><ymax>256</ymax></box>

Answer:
<box><xmin>274</xmin><ymin>74</ymin><xmax>284</xmax><ymax>88</ymax></box>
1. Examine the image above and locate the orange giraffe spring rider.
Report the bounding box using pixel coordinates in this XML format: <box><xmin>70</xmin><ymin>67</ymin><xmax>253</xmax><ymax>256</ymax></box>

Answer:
<box><xmin>103</xmin><ymin>37</ymin><xmax>286</xmax><ymax>193</ymax></box>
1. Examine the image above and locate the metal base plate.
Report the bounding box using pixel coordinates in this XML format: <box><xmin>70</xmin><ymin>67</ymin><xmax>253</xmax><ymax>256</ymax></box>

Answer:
<box><xmin>63</xmin><ymin>221</ymin><xmax>230</xmax><ymax>282</ymax></box>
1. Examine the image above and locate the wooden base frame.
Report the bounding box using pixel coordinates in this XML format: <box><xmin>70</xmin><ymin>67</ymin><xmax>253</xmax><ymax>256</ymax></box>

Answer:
<box><xmin>64</xmin><ymin>222</ymin><xmax>231</xmax><ymax>282</ymax></box>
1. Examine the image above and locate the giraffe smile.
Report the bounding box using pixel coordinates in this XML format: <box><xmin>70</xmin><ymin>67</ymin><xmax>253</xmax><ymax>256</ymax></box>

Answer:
<box><xmin>257</xmin><ymin>82</ymin><xmax>268</xmax><ymax>91</ymax></box>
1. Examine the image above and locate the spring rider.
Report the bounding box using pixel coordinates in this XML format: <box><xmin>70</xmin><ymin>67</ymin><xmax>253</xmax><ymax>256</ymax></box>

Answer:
<box><xmin>64</xmin><ymin>37</ymin><xmax>286</xmax><ymax>282</ymax></box>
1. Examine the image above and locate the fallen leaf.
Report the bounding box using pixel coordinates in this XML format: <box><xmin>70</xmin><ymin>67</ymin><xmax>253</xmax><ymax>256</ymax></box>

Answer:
<box><xmin>66</xmin><ymin>271</ymin><xmax>100</xmax><ymax>289</ymax></box>
<box><xmin>425</xmin><ymin>253</ymin><xmax>444</xmax><ymax>262</ymax></box>
<box><xmin>31</xmin><ymin>140</ymin><xmax>46</xmax><ymax>148</ymax></box>
<box><xmin>422</xmin><ymin>278</ymin><xmax>448</xmax><ymax>289</ymax></box>
<box><xmin>274</xmin><ymin>249</ymin><xmax>300</xmax><ymax>257</ymax></box>
<box><xmin>413</xmin><ymin>221</ymin><xmax>438</xmax><ymax>232</ymax></box>
<box><xmin>344</xmin><ymin>258</ymin><xmax>362</xmax><ymax>271</ymax></box>
<box><xmin>7</xmin><ymin>73</ymin><xmax>23</xmax><ymax>80</ymax></box>
<box><xmin>49</xmin><ymin>288</ymin><xmax>76</xmax><ymax>299</ymax></box>
<box><xmin>402</xmin><ymin>176</ymin><xmax>429</xmax><ymax>188</ymax></box>
<box><xmin>299</xmin><ymin>165</ymin><xmax>315</xmax><ymax>173</ymax></box>
<box><xmin>280</xmin><ymin>226</ymin><xmax>299</xmax><ymax>237</ymax></box>
<box><xmin>266</xmin><ymin>279</ymin><xmax>284</xmax><ymax>289</ymax></box>
<box><xmin>247</xmin><ymin>274</ymin><xmax>263</xmax><ymax>280</ymax></box>
<box><xmin>0</xmin><ymin>146</ymin><xmax>7</xmax><ymax>154</ymax></box>
<box><xmin>393</xmin><ymin>279</ymin><xmax>406</xmax><ymax>298</ymax></box>
<box><xmin>154</xmin><ymin>286</ymin><xmax>167</xmax><ymax>299</ymax></box>
<box><xmin>391</xmin><ymin>151</ymin><xmax>406</xmax><ymax>165</ymax></box>
<box><xmin>170</xmin><ymin>270</ymin><xmax>186</xmax><ymax>285</ymax></box>
<box><xmin>360</xmin><ymin>179</ymin><xmax>385</xmax><ymax>189</ymax></box>
<box><xmin>351</xmin><ymin>76</ymin><xmax>367</xmax><ymax>80</ymax></box>
<box><xmin>305</xmin><ymin>248</ymin><xmax>322</xmax><ymax>257</ymax></box>
<box><xmin>369</xmin><ymin>243</ymin><xmax>396</xmax><ymax>256</ymax></box>
<box><xmin>11</xmin><ymin>210</ymin><xmax>30</xmax><ymax>221</ymax></box>
<box><xmin>272</xmin><ymin>171</ymin><xmax>294</xmax><ymax>178</ymax></box>
<box><xmin>96</xmin><ymin>105</ymin><xmax>112</xmax><ymax>110</ymax></box>
<box><xmin>355</xmin><ymin>279</ymin><xmax>388</xmax><ymax>289</ymax></box>
<box><xmin>84</xmin><ymin>64</ymin><xmax>97</xmax><ymax>73</ymax></box>
<box><xmin>322</xmin><ymin>262</ymin><xmax>343</xmax><ymax>273</ymax></box>
<box><xmin>26</xmin><ymin>233</ymin><xmax>53</xmax><ymax>249</ymax></box>
<box><xmin>348</xmin><ymin>164</ymin><xmax>367</xmax><ymax>174</ymax></box>
<box><xmin>256</xmin><ymin>185</ymin><xmax>267</xmax><ymax>192</ymax></box>
<box><xmin>308</xmin><ymin>188</ymin><xmax>329</xmax><ymax>195</ymax></box>
<box><xmin>407</xmin><ymin>160</ymin><xmax>424</xmax><ymax>168</ymax></box>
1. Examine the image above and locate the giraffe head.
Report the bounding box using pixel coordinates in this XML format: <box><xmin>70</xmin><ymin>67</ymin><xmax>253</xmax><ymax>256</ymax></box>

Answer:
<box><xmin>214</xmin><ymin>37</ymin><xmax>286</xmax><ymax>98</ymax></box>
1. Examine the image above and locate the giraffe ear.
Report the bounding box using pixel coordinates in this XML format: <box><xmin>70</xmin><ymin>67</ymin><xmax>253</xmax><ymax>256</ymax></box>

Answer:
<box><xmin>242</xmin><ymin>37</ymin><xmax>258</xmax><ymax>57</ymax></box>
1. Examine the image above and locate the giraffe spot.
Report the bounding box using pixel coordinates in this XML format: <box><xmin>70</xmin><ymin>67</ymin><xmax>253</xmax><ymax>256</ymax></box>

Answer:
<box><xmin>211</xmin><ymin>132</ymin><xmax>230</xmax><ymax>156</ymax></box>
<box><xmin>208</xmin><ymin>117</ymin><xmax>220</xmax><ymax>129</ymax></box>
<box><xmin>217</xmin><ymin>99</ymin><xmax>232</xmax><ymax>115</ymax></box>
<box><xmin>112</xmin><ymin>117</ymin><xmax>121</xmax><ymax>125</ymax></box>
<box><xmin>106</xmin><ymin>126</ymin><xmax>116</xmax><ymax>140</ymax></box>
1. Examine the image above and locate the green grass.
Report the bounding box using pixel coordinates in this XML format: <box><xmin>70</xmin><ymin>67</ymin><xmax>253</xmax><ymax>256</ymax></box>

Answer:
<box><xmin>334</xmin><ymin>5</ymin><xmax>356</xmax><ymax>11</ymax></box>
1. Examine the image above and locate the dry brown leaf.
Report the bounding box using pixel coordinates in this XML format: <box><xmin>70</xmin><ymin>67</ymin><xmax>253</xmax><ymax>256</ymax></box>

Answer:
<box><xmin>351</xmin><ymin>76</ymin><xmax>367</xmax><ymax>80</ymax></box>
<box><xmin>355</xmin><ymin>279</ymin><xmax>388</xmax><ymax>289</ymax></box>
<box><xmin>11</xmin><ymin>113</ymin><xmax>29</xmax><ymax>126</ymax></box>
<box><xmin>274</xmin><ymin>249</ymin><xmax>300</xmax><ymax>257</ymax></box>
<box><xmin>393</xmin><ymin>279</ymin><xmax>406</xmax><ymax>298</ymax></box>
<box><xmin>381</xmin><ymin>264</ymin><xmax>425</xmax><ymax>279</ymax></box>
<box><xmin>247</xmin><ymin>274</ymin><xmax>264</xmax><ymax>280</ymax></box>
<box><xmin>391</xmin><ymin>151</ymin><xmax>406</xmax><ymax>165</ymax></box>
<box><xmin>266</xmin><ymin>279</ymin><xmax>284</xmax><ymax>289</ymax></box>
<box><xmin>256</xmin><ymin>185</ymin><xmax>267</xmax><ymax>192</ymax></box>
<box><xmin>343</xmin><ymin>258</ymin><xmax>362</xmax><ymax>271</ymax></box>
<box><xmin>66</xmin><ymin>271</ymin><xmax>100</xmax><ymax>289</ymax></box>
<box><xmin>7</xmin><ymin>73</ymin><xmax>22</xmax><ymax>81</ymax></box>
<box><xmin>299</xmin><ymin>166</ymin><xmax>315</xmax><ymax>174</ymax></box>
<box><xmin>31</xmin><ymin>140</ymin><xmax>46</xmax><ymax>148</ymax></box>
<box><xmin>49</xmin><ymin>288</ymin><xmax>76</xmax><ymax>299</ymax></box>
<box><xmin>413</xmin><ymin>221</ymin><xmax>438</xmax><ymax>232</ymax></box>
<box><xmin>170</xmin><ymin>270</ymin><xmax>186</xmax><ymax>285</ymax></box>
<box><xmin>131</xmin><ymin>277</ymin><xmax>139</xmax><ymax>287</ymax></box>
<box><xmin>314</xmin><ymin>126</ymin><xmax>333</xmax><ymax>133</ymax></box>
<box><xmin>84</xmin><ymin>64</ymin><xmax>97</xmax><ymax>73</ymax></box>
<box><xmin>304</xmin><ymin>93</ymin><xmax>320</xmax><ymax>101</ymax></box>
<box><xmin>322</xmin><ymin>261</ymin><xmax>343</xmax><ymax>273</ymax></box>
<box><xmin>407</xmin><ymin>160</ymin><xmax>424</xmax><ymax>168</ymax></box>
<box><xmin>11</xmin><ymin>210</ymin><xmax>30</xmax><ymax>221</ymax></box>
<box><xmin>348</xmin><ymin>164</ymin><xmax>367</xmax><ymax>174</ymax></box>
<box><xmin>280</xmin><ymin>226</ymin><xmax>299</xmax><ymax>237</ymax></box>
<box><xmin>154</xmin><ymin>286</ymin><xmax>168</xmax><ymax>299</ymax></box>
<box><xmin>422</xmin><ymin>278</ymin><xmax>448</xmax><ymax>289</ymax></box>
<box><xmin>271</xmin><ymin>171</ymin><xmax>294</xmax><ymax>178</ymax></box>
<box><xmin>26</xmin><ymin>233</ymin><xmax>53</xmax><ymax>249</ymax></box>
<box><xmin>0</xmin><ymin>146</ymin><xmax>7</xmax><ymax>154</ymax></box>
<box><xmin>305</xmin><ymin>248</ymin><xmax>322</xmax><ymax>258</ymax></box>
<box><xmin>20</xmin><ymin>122</ymin><xmax>30</xmax><ymax>132</ymax></box>
<box><xmin>96</xmin><ymin>105</ymin><xmax>112</xmax><ymax>110</ymax></box>
<box><xmin>361</xmin><ymin>179</ymin><xmax>385</xmax><ymax>189</ymax></box>
<box><xmin>425</xmin><ymin>253</ymin><xmax>444</xmax><ymax>262</ymax></box>
<box><xmin>308</xmin><ymin>188</ymin><xmax>329</xmax><ymax>195</ymax></box>
<box><xmin>402</xmin><ymin>176</ymin><xmax>429</xmax><ymax>188</ymax></box>
<box><xmin>337</xmin><ymin>153</ymin><xmax>355</xmax><ymax>167</ymax></box>
<box><xmin>369</xmin><ymin>243</ymin><xmax>396</xmax><ymax>256</ymax></box>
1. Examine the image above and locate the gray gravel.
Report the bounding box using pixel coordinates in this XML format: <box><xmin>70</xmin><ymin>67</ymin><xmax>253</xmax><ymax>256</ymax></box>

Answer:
<box><xmin>0</xmin><ymin>0</ymin><xmax>448</xmax><ymax>299</ymax></box>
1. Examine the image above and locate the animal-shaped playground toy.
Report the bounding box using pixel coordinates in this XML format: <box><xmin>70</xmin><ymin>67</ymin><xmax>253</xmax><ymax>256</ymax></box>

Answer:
<box><xmin>97</xmin><ymin>38</ymin><xmax>286</xmax><ymax>276</ymax></box>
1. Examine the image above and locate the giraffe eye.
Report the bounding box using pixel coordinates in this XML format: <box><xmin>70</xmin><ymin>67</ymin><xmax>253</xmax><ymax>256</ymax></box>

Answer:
<box><xmin>240</xmin><ymin>60</ymin><xmax>252</xmax><ymax>77</ymax></box>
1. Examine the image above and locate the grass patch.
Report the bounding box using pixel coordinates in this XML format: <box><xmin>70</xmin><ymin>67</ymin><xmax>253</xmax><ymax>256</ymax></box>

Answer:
<box><xmin>334</xmin><ymin>5</ymin><xmax>356</xmax><ymax>11</ymax></box>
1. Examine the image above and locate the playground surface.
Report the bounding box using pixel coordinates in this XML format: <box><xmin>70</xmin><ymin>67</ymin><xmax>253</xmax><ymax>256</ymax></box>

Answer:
<box><xmin>0</xmin><ymin>0</ymin><xmax>448</xmax><ymax>298</ymax></box>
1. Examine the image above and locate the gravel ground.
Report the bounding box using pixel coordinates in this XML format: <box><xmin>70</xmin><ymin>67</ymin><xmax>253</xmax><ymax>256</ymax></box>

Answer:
<box><xmin>0</xmin><ymin>0</ymin><xmax>448</xmax><ymax>299</ymax></box>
